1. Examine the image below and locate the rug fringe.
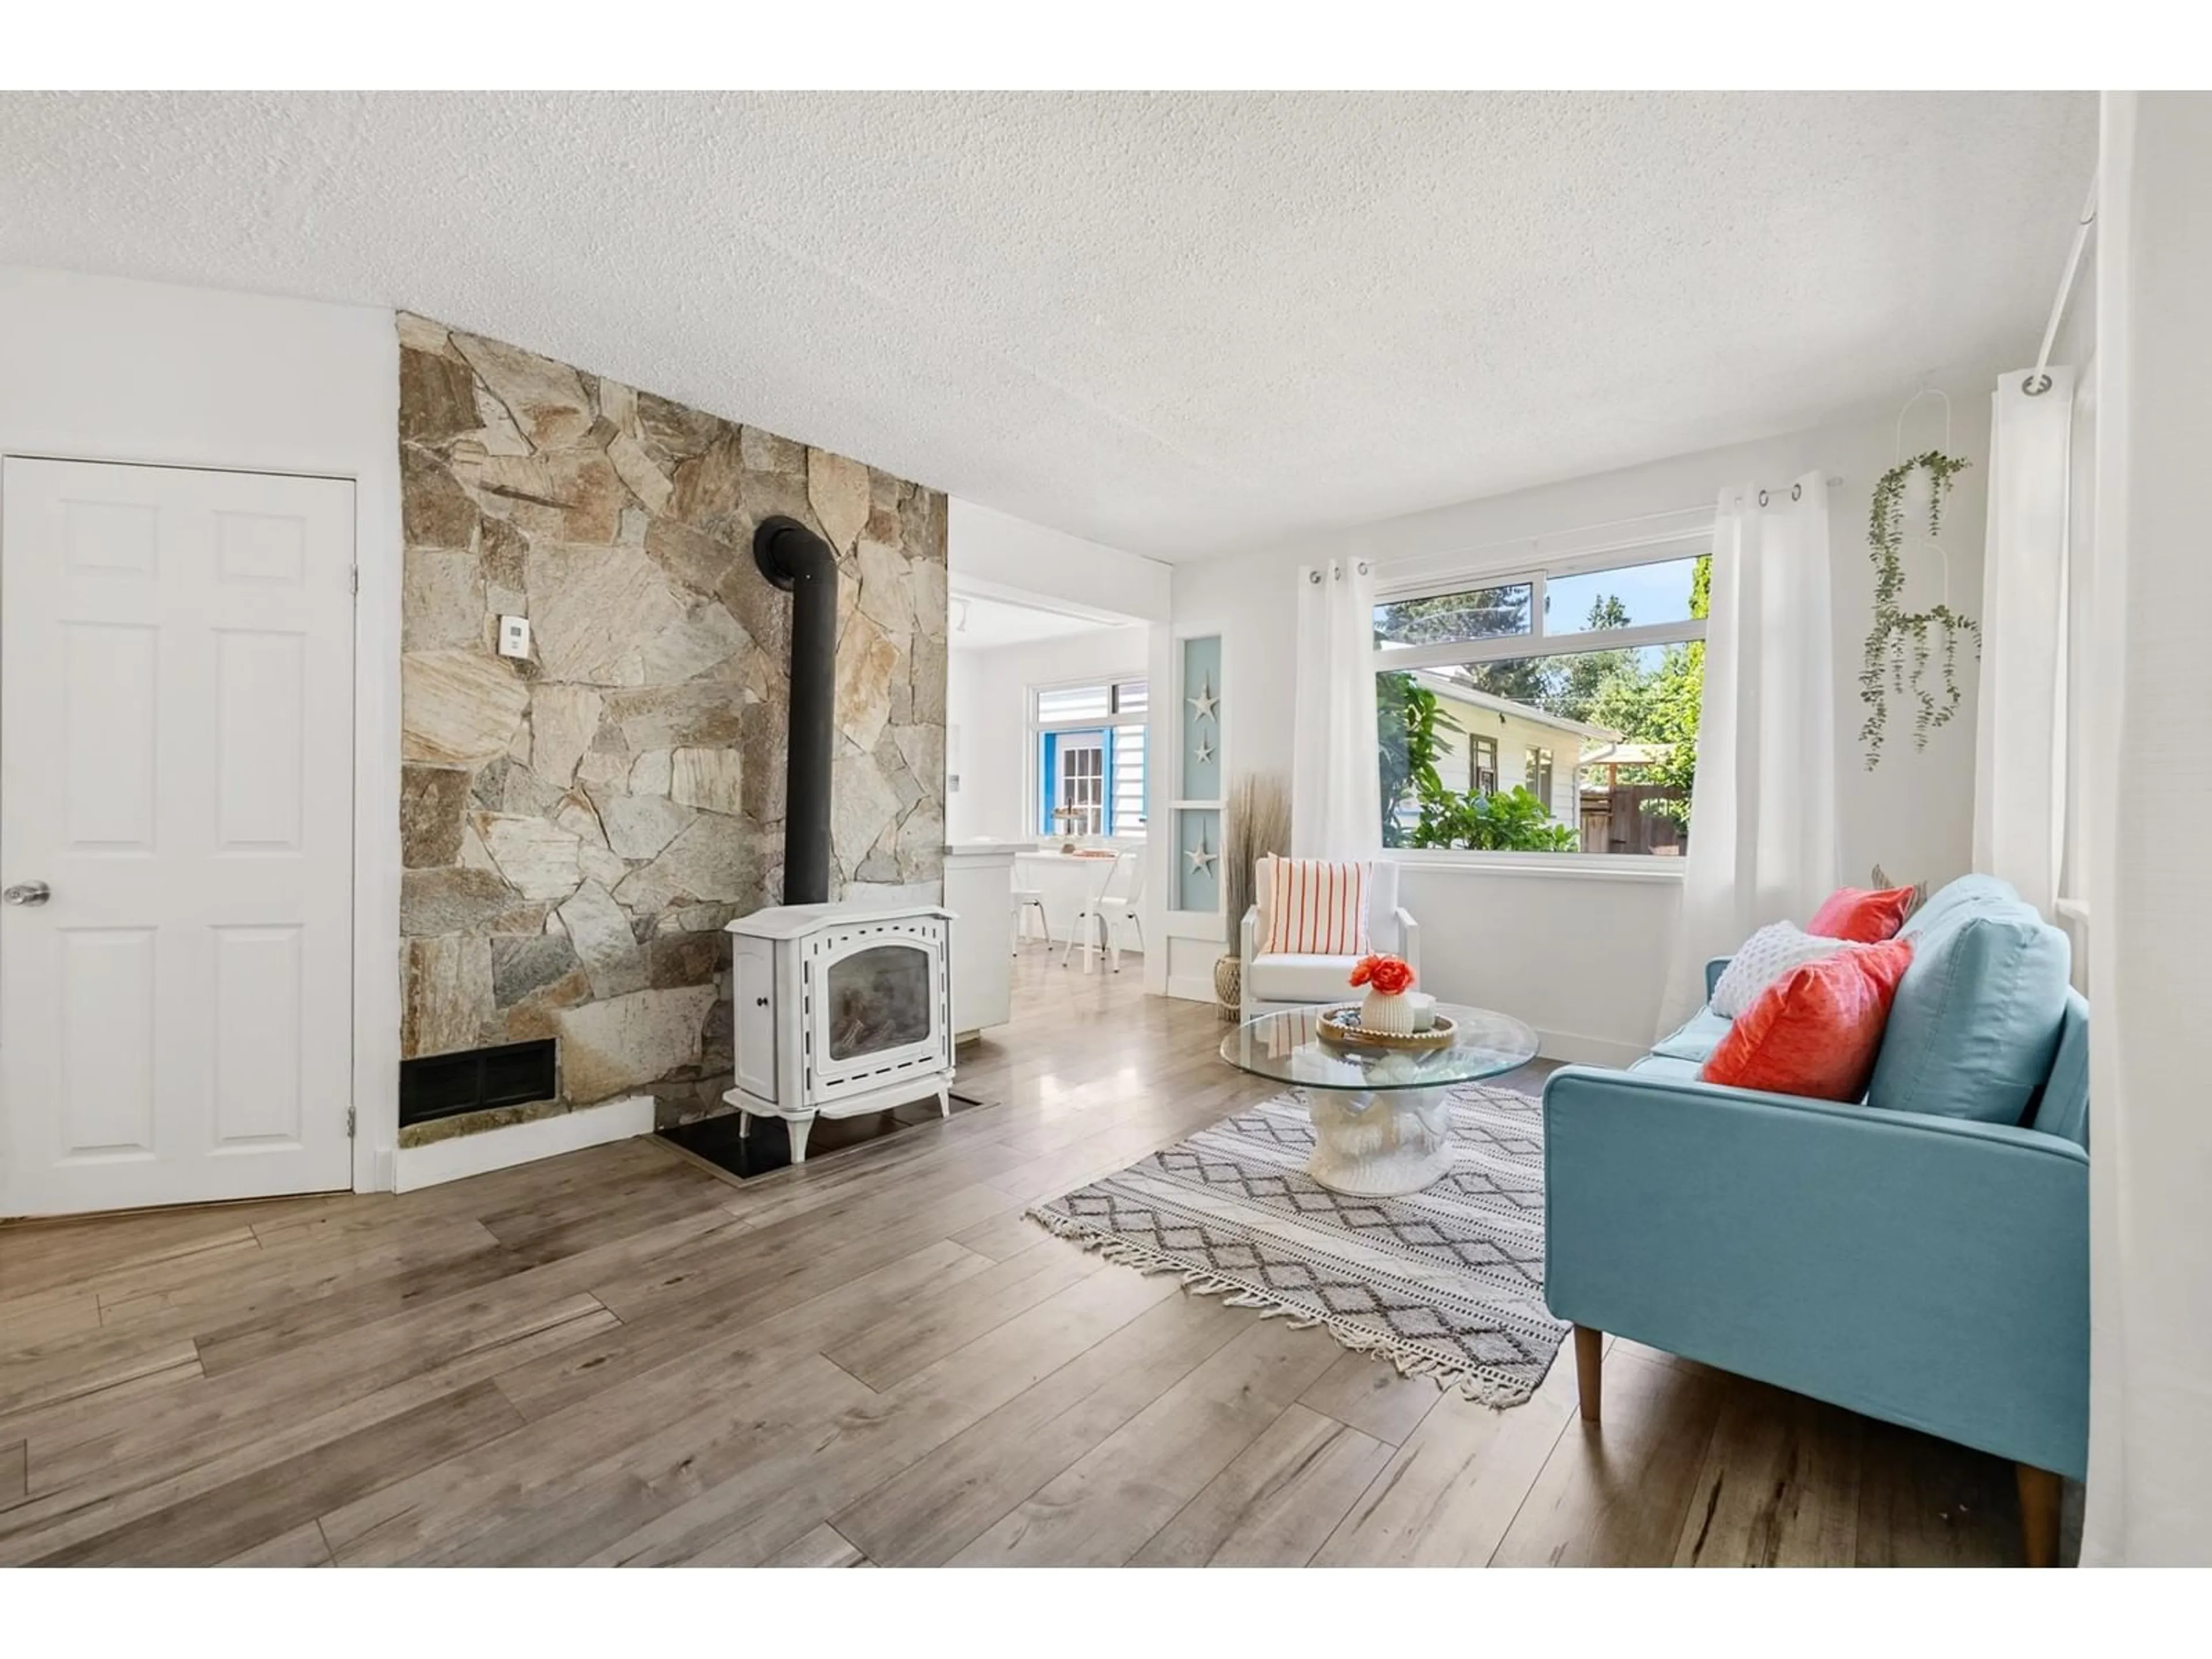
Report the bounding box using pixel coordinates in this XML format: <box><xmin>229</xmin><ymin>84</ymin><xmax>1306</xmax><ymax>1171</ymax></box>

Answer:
<box><xmin>1024</xmin><ymin>1206</ymin><xmax>1537</xmax><ymax>1410</ymax></box>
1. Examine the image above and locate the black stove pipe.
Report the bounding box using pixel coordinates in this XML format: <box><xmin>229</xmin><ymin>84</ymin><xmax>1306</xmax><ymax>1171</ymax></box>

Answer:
<box><xmin>753</xmin><ymin>516</ymin><xmax>838</xmax><ymax>906</ymax></box>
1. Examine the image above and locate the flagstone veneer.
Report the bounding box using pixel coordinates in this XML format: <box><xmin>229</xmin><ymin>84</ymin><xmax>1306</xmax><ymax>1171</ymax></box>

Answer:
<box><xmin>396</xmin><ymin>313</ymin><xmax>947</xmax><ymax>1135</ymax></box>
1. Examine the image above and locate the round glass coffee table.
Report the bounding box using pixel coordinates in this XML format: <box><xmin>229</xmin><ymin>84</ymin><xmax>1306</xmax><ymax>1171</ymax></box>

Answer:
<box><xmin>1219</xmin><ymin>1003</ymin><xmax>1539</xmax><ymax>1197</ymax></box>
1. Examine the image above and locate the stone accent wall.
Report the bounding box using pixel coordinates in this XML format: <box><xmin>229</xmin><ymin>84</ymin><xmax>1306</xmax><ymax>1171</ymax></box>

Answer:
<box><xmin>397</xmin><ymin>314</ymin><xmax>947</xmax><ymax>1138</ymax></box>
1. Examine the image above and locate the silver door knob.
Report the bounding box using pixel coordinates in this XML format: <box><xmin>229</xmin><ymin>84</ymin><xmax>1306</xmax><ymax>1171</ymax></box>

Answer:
<box><xmin>3</xmin><ymin>881</ymin><xmax>51</xmax><ymax>906</ymax></box>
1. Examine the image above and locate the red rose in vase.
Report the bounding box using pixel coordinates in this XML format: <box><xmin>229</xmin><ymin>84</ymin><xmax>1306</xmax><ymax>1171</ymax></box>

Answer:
<box><xmin>1350</xmin><ymin>954</ymin><xmax>1415</xmax><ymax>995</ymax></box>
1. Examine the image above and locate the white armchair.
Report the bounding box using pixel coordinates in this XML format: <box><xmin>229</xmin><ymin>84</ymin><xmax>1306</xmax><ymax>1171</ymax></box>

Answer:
<box><xmin>1238</xmin><ymin>855</ymin><xmax>1419</xmax><ymax>1018</ymax></box>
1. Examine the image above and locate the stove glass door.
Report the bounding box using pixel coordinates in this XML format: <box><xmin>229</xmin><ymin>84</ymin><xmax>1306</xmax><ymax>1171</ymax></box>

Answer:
<box><xmin>823</xmin><ymin>942</ymin><xmax>933</xmax><ymax>1061</ymax></box>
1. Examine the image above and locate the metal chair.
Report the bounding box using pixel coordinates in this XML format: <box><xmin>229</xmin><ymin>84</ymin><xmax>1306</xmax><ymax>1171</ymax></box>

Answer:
<box><xmin>1062</xmin><ymin>846</ymin><xmax>1146</xmax><ymax>974</ymax></box>
<box><xmin>1012</xmin><ymin>887</ymin><xmax>1050</xmax><ymax>955</ymax></box>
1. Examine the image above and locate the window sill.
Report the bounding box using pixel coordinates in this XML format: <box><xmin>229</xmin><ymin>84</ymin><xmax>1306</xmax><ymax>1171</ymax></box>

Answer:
<box><xmin>1386</xmin><ymin>850</ymin><xmax>1690</xmax><ymax>883</ymax></box>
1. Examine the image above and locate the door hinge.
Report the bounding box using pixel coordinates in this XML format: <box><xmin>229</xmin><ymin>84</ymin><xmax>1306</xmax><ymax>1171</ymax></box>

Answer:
<box><xmin>350</xmin><ymin>565</ymin><xmax>359</xmax><ymax>596</ymax></box>
<box><xmin>346</xmin><ymin>1105</ymin><xmax>356</xmax><ymax>1138</ymax></box>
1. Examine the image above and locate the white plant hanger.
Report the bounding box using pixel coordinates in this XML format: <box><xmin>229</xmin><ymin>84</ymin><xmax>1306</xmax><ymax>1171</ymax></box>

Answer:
<box><xmin>1892</xmin><ymin>385</ymin><xmax>1955</xmax><ymax>609</ymax></box>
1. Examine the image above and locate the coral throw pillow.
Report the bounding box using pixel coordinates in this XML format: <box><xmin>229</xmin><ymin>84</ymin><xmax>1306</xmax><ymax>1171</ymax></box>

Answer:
<box><xmin>1806</xmin><ymin>885</ymin><xmax>1918</xmax><ymax>943</ymax></box>
<box><xmin>1710</xmin><ymin>921</ymin><xmax>1860</xmax><ymax>1019</ymax></box>
<box><xmin>1700</xmin><ymin>939</ymin><xmax>1914</xmax><ymax>1101</ymax></box>
<box><xmin>1262</xmin><ymin>859</ymin><xmax>1370</xmax><ymax>956</ymax></box>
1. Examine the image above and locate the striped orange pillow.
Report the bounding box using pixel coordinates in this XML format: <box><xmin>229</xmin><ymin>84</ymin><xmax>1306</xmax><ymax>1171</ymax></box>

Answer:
<box><xmin>1262</xmin><ymin>859</ymin><xmax>1370</xmax><ymax>956</ymax></box>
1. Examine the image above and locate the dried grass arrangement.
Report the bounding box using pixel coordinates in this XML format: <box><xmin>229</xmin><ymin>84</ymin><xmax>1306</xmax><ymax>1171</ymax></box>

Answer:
<box><xmin>1222</xmin><ymin>772</ymin><xmax>1291</xmax><ymax>950</ymax></box>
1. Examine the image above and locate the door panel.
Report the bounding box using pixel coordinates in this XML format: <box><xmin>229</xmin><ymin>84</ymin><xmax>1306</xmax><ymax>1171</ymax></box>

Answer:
<box><xmin>63</xmin><ymin>497</ymin><xmax>160</xmax><ymax>576</ymax></box>
<box><xmin>215</xmin><ymin>628</ymin><xmax>308</xmax><ymax>850</ymax></box>
<box><xmin>3</xmin><ymin>458</ymin><xmax>356</xmax><ymax>1216</ymax></box>
<box><xmin>212</xmin><ymin>925</ymin><xmax>306</xmax><ymax>1147</ymax></box>
<box><xmin>62</xmin><ymin>622</ymin><xmax>161</xmax><ymax>850</ymax></box>
<box><xmin>734</xmin><ymin>948</ymin><xmax>775</xmax><ymax>1104</ymax></box>
<box><xmin>56</xmin><ymin>927</ymin><xmax>158</xmax><ymax>1158</ymax></box>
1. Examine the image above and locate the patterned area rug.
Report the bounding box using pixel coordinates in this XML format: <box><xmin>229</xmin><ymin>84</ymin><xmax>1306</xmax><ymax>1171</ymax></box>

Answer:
<box><xmin>1029</xmin><ymin>1082</ymin><xmax>1567</xmax><ymax>1406</ymax></box>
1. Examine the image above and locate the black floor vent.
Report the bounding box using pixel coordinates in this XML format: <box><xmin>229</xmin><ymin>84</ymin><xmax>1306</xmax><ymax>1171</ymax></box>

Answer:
<box><xmin>400</xmin><ymin>1038</ymin><xmax>558</xmax><ymax>1128</ymax></box>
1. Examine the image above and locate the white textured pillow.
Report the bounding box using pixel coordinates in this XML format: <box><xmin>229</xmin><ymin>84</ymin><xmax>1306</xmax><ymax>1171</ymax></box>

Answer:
<box><xmin>1710</xmin><ymin>922</ymin><xmax>1860</xmax><ymax>1019</ymax></box>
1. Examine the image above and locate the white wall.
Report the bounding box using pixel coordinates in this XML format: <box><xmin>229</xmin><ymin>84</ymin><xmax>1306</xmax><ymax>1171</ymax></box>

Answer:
<box><xmin>950</xmin><ymin>498</ymin><xmax>1171</xmax><ymax>622</ymax></box>
<box><xmin>947</xmin><ymin>627</ymin><xmax>1150</xmax><ymax>843</ymax></box>
<box><xmin>1400</xmin><ymin>862</ymin><xmax>1687</xmax><ymax>1065</ymax></box>
<box><xmin>0</xmin><ymin>265</ymin><xmax>404</xmax><ymax>1195</ymax></box>
<box><xmin>1172</xmin><ymin>380</ymin><xmax>2020</xmax><ymax>1055</ymax></box>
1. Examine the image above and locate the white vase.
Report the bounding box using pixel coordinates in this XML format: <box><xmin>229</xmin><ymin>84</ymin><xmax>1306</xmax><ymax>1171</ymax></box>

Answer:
<box><xmin>1362</xmin><ymin>988</ymin><xmax>1416</xmax><ymax>1035</ymax></box>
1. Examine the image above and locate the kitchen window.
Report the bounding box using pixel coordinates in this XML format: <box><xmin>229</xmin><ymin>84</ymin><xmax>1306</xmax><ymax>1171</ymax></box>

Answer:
<box><xmin>1035</xmin><ymin>677</ymin><xmax>1147</xmax><ymax>838</ymax></box>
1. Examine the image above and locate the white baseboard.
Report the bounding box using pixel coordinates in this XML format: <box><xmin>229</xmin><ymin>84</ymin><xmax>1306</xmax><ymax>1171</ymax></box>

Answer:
<box><xmin>1533</xmin><ymin>1028</ymin><xmax>1645</xmax><ymax>1069</ymax></box>
<box><xmin>1166</xmin><ymin>974</ymin><xmax>1218</xmax><ymax>1004</ymax></box>
<box><xmin>393</xmin><ymin>1094</ymin><xmax>656</xmax><ymax>1193</ymax></box>
<box><xmin>363</xmin><ymin>1146</ymin><xmax>397</xmax><ymax>1195</ymax></box>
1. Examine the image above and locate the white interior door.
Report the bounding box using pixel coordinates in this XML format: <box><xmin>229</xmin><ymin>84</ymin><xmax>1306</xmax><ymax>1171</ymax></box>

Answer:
<box><xmin>2</xmin><ymin>458</ymin><xmax>356</xmax><ymax>1217</ymax></box>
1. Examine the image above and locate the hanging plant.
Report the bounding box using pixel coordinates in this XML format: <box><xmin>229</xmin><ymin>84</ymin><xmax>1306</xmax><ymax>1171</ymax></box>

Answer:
<box><xmin>1860</xmin><ymin>450</ymin><xmax>1979</xmax><ymax>767</ymax></box>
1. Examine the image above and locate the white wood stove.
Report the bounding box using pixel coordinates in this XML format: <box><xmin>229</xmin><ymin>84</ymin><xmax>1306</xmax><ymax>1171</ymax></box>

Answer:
<box><xmin>724</xmin><ymin>901</ymin><xmax>955</xmax><ymax>1162</ymax></box>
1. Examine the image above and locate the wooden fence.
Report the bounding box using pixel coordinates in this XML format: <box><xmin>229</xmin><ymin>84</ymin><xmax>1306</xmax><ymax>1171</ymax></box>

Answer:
<box><xmin>1580</xmin><ymin>785</ymin><xmax>1686</xmax><ymax>856</ymax></box>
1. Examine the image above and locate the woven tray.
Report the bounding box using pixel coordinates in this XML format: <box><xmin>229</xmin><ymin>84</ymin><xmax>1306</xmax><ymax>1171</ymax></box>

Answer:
<box><xmin>1316</xmin><ymin>1005</ymin><xmax>1456</xmax><ymax>1051</ymax></box>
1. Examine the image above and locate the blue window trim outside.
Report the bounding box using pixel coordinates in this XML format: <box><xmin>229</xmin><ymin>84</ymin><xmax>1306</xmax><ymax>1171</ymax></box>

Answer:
<box><xmin>1039</xmin><ymin>730</ymin><xmax>1056</xmax><ymax>834</ymax></box>
<box><xmin>1040</xmin><ymin>726</ymin><xmax>1120</xmax><ymax>835</ymax></box>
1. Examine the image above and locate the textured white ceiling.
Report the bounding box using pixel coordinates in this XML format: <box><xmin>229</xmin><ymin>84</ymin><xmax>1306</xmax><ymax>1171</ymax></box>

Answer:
<box><xmin>0</xmin><ymin>92</ymin><xmax>2094</xmax><ymax>560</ymax></box>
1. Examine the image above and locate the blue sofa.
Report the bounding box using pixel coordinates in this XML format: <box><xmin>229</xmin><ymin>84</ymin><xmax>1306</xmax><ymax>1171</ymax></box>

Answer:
<box><xmin>1541</xmin><ymin>875</ymin><xmax>2088</xmax><ymax>1566</ymax></box>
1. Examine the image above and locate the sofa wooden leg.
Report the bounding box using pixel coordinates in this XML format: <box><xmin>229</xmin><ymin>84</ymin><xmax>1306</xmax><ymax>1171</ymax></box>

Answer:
<box><xmin>2016</xmin><ymin>1463</ymin><xmax>2062</xmax><ymax>1567</ymax></box>
<box><xmin>1573</xmin><ymin>1325</ymin><xmax>1603</xmax><ymax>1423</ymax></box>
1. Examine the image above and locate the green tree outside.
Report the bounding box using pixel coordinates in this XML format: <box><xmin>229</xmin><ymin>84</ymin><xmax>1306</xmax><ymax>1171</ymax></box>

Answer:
<box><xmin>1373</xmin><ymin>560</ymin><xmax>1709</xmax><ymax>847</ymax></box>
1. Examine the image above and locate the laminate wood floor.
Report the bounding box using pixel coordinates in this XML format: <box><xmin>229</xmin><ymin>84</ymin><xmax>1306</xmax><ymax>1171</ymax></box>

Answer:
<box><xmin>0</xmin><ymin>954</ymin><xmax>2035</xmax><ymax>1567</ymax></box>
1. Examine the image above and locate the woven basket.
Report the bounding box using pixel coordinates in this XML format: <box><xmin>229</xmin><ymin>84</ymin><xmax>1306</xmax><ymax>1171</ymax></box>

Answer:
<box><xmin>1213</xmin><ymin>954</ymin><xmax>1243</xmax><ymax>1022</ymax></box>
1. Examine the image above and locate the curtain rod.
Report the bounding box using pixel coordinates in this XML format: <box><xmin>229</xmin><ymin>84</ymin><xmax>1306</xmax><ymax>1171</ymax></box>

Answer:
<box><xmin>2025</xmin><ymin>176</ymin><xmax>2099</xmax><ymax>397</ymax></box>
<box><xmin>1484</xmin><ymin>476</ymin><xmax>1844</xmax><ymax>550</ymax></box>
<box><xmin>1373</xmin><ymin>475</ymin><xmax>1842</xmax><ymax>590</ymax></box>
<box><xmin>1751</xmin><ymin>475</ymin><xmax>1842</xmax><ymax>508</ymax></box>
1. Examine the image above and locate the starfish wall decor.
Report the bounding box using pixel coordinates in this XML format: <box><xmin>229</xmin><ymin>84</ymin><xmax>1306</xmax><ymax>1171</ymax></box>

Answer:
<box><xmin>1185</xmin><ymin>835</ymin><xmax>1218</xmax><ymax>877</ymax></box>
<box><xmin>1187</xmin><ymin>678</ymin><xmax>1218</xmax><ymax>722</ymax></box>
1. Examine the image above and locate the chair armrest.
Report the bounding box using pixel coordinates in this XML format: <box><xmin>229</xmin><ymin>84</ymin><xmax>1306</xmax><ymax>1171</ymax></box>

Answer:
<box><xmin>1705</xmin><ymin>956</ymin><xmax>1732</xmax><ymax>999</ymax></box>
<box><xmin>1541</xmin><ymin>1065</ymin><xmax>2088</xmax><ymax>1477</ymax></box>
<box><xmin>1395</xmin><ymin>907</ymin><xmax>1419</xmax><ymax>974</ymax></box>
<box><xmin>1240</xmin><ymin>906</ymin><xmax>1259</xmax><ymax>971</ymax></box>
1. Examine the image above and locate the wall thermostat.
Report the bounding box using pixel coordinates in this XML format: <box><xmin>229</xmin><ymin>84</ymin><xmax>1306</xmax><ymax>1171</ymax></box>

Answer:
<box><xmin>497</xmin><ymin>615</ymin><xmax>531</xmax><ymax>660</ymax></box>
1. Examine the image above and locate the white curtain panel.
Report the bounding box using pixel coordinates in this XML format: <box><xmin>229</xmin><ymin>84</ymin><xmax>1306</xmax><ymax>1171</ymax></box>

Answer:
<box><xmin>1290</xmin><ymin>557</ymin><xmax>1383</xmax><ymax>861</ymax></box>
<box><xmin>1657</xmin><ymin>475</ymin><xmax>1838</xmax><ymax>1032</ymax></box>
<box><xmin>1972</xmin><ymin>367</ymin><xmax>2075</xmax><ymax>917</ymax></box>
<box><xmin>2081</xmin><ymin>90</ymin><xmax>2212</xmax><ymax>1568</ymax></box>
